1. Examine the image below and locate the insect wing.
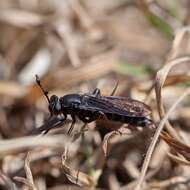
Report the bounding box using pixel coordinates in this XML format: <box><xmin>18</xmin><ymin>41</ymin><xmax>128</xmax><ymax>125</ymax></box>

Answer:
<box><xmin>103</xmin><ymin>96</ymin><xmax>151</xmax><ymax>116</ymax></box>
<box><xmin>80</xmin><ymin>95</ymin><xmax>151</xmax><ymax>117</ymax></box>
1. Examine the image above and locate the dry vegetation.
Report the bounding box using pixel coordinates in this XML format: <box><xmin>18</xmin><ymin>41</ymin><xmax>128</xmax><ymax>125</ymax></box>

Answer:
<box><xmin>0</xmin><ymin>0</ymin><xmax>190</xmax><ymax>190</ymax></box>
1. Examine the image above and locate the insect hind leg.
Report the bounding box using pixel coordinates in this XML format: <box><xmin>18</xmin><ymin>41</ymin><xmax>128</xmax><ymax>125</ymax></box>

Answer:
<box><xmin>110</xmin><ymin>81</ymin><xmax>119</xmax><ymax>96</ymax></box>
<box><xmin>92</xmin><ymin>88</ymin><xmax>101</xmax><ymax>97</ymax></box>
<box><xmin>92</xmin><ymin>81</ymin><xmax>118</xmax><ymax>97</ymax></box>
<box><xmin>137</xmin><ymin>117</ymin><xmax>153</xmax><ymax>127</ymax></box>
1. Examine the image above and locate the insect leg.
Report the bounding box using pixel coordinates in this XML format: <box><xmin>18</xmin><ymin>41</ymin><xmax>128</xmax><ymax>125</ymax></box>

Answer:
<box><xmin>92</xmin><ymin>88</ymin><xmax>101</xmax><ymax>97</ymax></box>
<box><xmin>110</xmin><ymin>81</ymin><xmax>119</xmax><ymax>96</ymax></box>
<box><xmin>68</xmin><ymin>115</ymin><xmax>76</xmax><ymax>135</ymax></box>
<box><xmin>41</xmin><ymin>114</ymin><xmax>67</xmax><ymax>134</ymax></box>
<box><xmin>137</xmin><ymin>118</ymin><xmax>153</xmax><ymax>127</ymax></box>
<box><xmin>32</xmin><ymin>116</ymin><xmax>66</xmax><ymax>135</ymax></box>
<box><xmin>98</xmin><ymin>111</ymin><xmax>109</xmax><ymax>121</ymax></box>
<box><xmin>72</xmin><ymin>123</ymin><xmax>88</xmax><ymax>142</ymax></box>
<box><xmin>42</xmin><ymin>119</ymin><xmax>65</xmax><ymax>135</ymax></box>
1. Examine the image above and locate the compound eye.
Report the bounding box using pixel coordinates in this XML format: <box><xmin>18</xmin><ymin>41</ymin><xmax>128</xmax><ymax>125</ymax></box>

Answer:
<box><xmin>50</xmin><ymin>95</ymin><xmax>58</xmax><ymax>102</ymax></box>
<box><xmin>55</xmin><ymin>100</ymin><xmax>61</xmax><ymax>111</ymax></box>
<box><xmin>49</xmin><ymin>95</ymin><xmax>60</xmax><ymax>114</ymax></box>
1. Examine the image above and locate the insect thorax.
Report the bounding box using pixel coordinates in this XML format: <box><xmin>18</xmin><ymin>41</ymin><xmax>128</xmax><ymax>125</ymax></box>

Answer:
<box><xmin>60</xmin><ymin>94</ymin><xmax>82</xmax><ymax>108</ymax></box>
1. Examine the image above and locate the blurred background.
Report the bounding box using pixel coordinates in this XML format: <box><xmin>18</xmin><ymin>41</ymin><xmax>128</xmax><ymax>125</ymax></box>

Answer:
<box><xmin>0</xmin><ymin>0</ymin><xmax>190</xmax><ymax>190</ymax></box>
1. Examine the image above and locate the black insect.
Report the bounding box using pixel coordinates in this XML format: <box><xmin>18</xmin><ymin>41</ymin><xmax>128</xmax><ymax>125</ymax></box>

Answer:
<box><xmin>35</xmin><ymin>75</ymin><xmax>153</xmax><ymax>134</ymax></box>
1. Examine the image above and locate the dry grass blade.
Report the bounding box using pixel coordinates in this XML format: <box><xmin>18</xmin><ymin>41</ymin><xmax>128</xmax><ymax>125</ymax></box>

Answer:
<box><xmin>155</xmin><ymin>56</ymin><xmax>190</xmax><ymax>139</ymax></box>
<box><xmin>0</xmin><ymin>82</ymin><xmax>27</xmax><ymax>98</ymax></box>
<box><xmin>50</xmin><ymin>50</ymin><xmax>118</xmax><ymax>88</ymax></box>
<box><xmin>0</xmin><ymin>135</ymin><xmax>71</xmax><ymax>156</ymax></box>
<box><xmin>147</xmin><ymin>176</ymin><xmax>188</xmax><ymax>189</ymax></box>
<box><xmin>55</xmin><ymin>23</ymin><xmax>81</xmax><ymax>67</ymax></box>
<box><xmin>14</xmin><ymin>152</ymin><xmax>38</xmax><ymax>190</ymax></box>
<box><xmin>160</xmin><ymin>132</ymin><xmax>190</xmax><ymax>163</ymax></box>
<box><xmin>155</xmin><ymin>56</ymin><xmax>190</xmax><ymax>117</ymax></box>
<box><xmin>0</xmin><ymin>9</ymin><xmax>45</xmax><ymax>28</ymax></box>
<box><xmin>61</xmin><ymin>150</ymin><xmax>96</xmax><ymax>187</ymax></box>
<box><xmin>18</xmin><ymin>48</ymin><xmax>52</xmax><ymax>85</ymax></box>
<box><xmin>167</xmin><ymin>152</ymin><xmax>190</xmax><ymax>166</ymax></box>
<box><xmin>68</xmin><ymin>0</ymin><xmax>94</xmax><ymax>30</ymax></box>
<box><xmin>168</xmin><ymin>27</ymin><xmax>190</xmax><ymax>60</ymax></box>
<box><xmin>135</xmin><ymin>87</ymin><xmax>190</xmax><ymax>190</ymax></box>
<box><xmin>0</xmin><ymin>171</ymin><xmax>18</xmax><ymax>190</ymax></box>
<box><xmin>24</xmin><ymin>152</ymin><xmax>38</xmax><ymax>190</ymax></box>
<box><xmin>102</xmin><ymin>130</ymin><xmax>121</xmax><ymax>157</ymax></box>
<box><xmin>14</xmin><ymin>177</ymin><xmax>36</xmax><ymax>190</ymax></box>
<box><xmin>164</xmin><ymin>74</ymin><xmax>190</xmax><ymax>86</ymax></box>
<box><xmin>48</xmin><ymin>185</ymin><xmax>94</xmax><ymax>190</ymax></box>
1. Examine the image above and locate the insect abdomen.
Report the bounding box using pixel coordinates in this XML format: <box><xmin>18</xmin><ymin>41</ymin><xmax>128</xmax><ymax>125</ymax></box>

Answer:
<box><xmin>106</xmin><ymin>113</ymin><xmax>152</xmax><ymax>127</ymax></box>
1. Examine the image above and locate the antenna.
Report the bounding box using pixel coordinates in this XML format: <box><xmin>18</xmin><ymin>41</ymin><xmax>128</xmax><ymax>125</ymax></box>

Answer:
<box><xmin>35</xmin><ymin>75</ymin><xmax>50</xmax><ymax>103</ymax></box>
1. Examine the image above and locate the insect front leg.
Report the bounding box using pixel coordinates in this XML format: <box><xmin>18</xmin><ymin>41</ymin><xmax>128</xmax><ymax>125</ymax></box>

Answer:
<box><xmin>42</xmin><ymin>117</ymin><xmax>65</xmax><ymax>135</ymax></box>
<box><xmin>33</xmin><ymin>115</ymin><xmax>67</xmax><ymax>135</ymax></box>
<box><xmin>44</xmin><ymin>114</ymin><xmax>67</xmax><ymax>134</ymax></box>
<box><xmin>68</xmin><ymin>114</ymin><xmax>76</xmax><ymax>135</ymax></box>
